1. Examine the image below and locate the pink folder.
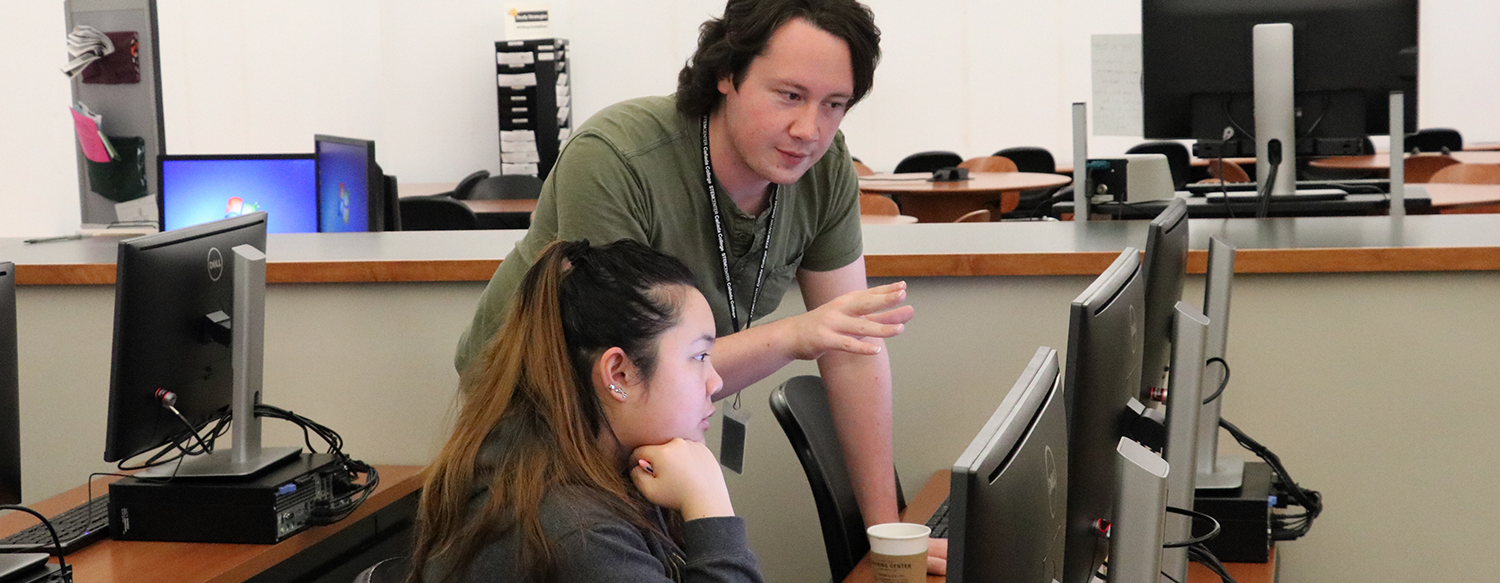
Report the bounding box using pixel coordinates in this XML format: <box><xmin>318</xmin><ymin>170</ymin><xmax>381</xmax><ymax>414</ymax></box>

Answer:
<box><xmin>71</xmin><ymin>106</ymin><xmax>112</xmax><ymax>163</ymax></box>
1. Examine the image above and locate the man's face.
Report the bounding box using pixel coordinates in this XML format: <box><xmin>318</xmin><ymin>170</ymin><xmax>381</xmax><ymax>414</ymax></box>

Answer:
<box><xmin>716</xmin><ymin>18</ymin><xmax>854</xmax><ymax>185</ymax></box>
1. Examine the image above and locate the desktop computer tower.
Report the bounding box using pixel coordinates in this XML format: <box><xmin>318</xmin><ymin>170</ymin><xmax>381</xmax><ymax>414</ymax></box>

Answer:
<box><xmin>109</xmin><ymin>453</ymin><xmax>351</xmax><ymax>544</ymax></box>
<box><xmin>1194</xmin><ymin>461</ymin><xmax>1274</xmax><ymax>562</ymax></box>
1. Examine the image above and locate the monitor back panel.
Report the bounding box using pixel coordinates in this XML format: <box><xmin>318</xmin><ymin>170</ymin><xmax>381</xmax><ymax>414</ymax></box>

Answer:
<box><xmin>950</xmin><ymin>348</ymin><xmax>1069</xmax><ymax>583</ymax></box>
<box><xmin>0</xmin><ymin>263</ymin><xmax>19</xmax><ymax>505</ymax></box>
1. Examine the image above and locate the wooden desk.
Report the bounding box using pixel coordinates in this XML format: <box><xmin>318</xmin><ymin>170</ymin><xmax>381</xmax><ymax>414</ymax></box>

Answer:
<box><xmin>0</xmin><ymin>465</ymin><xmax>424</xmax><ymax>583</ymax></box>
<box><xmin>462</xmin><ymin>199</ymin><xmax>538</xmax><ymax>216</ymax></box>
<box><xmin>1423</xmin><ymin>183</ymin><xmax>1500</xmax><ymax>214</ymax></box>
<box><xmin>859</xmin><ymin>172</ymin><xmax>1070</xmax><ymax>223</ymax></box>
<box><xmin>1309</xmin><ymin>151</ymin><xmax>1500</xmax><ymax>171</ymax></box>
<box><xmin>843</xmin><ymin>471</ymin><xmax>1276</xmax><ymax>583</ymax></box>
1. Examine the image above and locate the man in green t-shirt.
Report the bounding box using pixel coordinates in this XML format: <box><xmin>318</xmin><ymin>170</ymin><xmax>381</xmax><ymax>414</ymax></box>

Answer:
<box><xmin>457</xmin><ymin>0</ymin><xmax>945</xmax><ymax>572</ymax></box>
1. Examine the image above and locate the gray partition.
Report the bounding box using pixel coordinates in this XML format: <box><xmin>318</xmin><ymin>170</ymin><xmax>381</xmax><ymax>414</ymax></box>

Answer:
<box><xmin>66</xmin><ymin>0</ymin><xmax>165</xmax><ymax>225</ymax></box>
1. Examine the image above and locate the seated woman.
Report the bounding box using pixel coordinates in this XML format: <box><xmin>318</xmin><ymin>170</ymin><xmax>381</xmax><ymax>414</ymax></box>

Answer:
<box><xmin>410</xmin><ymin>239</ymin><xmax>760</xmax><ymax>583</ymax></box>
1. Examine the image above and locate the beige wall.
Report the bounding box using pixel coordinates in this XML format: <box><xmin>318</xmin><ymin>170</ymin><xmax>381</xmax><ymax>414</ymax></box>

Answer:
<box><xmin>16</xmin><ymin>268</ymin><xmax>1500</xmax><ymax>581</ymax></box>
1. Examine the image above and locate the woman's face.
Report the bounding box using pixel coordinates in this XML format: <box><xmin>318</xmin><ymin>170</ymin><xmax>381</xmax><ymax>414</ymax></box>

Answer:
<box><xmin>609</xmin><ymin>286</ymin><xmax>723</xmax><ymax>450</ymax></box>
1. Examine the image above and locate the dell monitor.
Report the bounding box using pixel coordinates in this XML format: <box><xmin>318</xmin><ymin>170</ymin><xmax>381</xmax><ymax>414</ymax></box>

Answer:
<box><xmin>1139</xmin><ymin>197</ymin><xmax>1189</xmax><ymax>402</ymax></box>
<box><xmin>1062</xmin><ymin>248</ymin><xmax>1146</xmax><ymax>583</ymax></box>
<box><xmin>1</xmin><ymin>263</ymin><xmax>18</xmax><ymax>505</ymax></box>
<box><xmin>159</xmin><ymin>154</ymin><xmax>317</xmax><ymax>234</ymax></box>
<box><xmin>1143</xmin><ymin>0</ymin><xmax>1418</xmax><ymax>157</ymax></box>
<box><xmin>315</xmin><ymin>135</ymin><xmax>384</xmax><ymax>233</ymax></box>
<box><xmin>105</xmin><ymin>213</ymin><xmax>298</xmax><ymax>477</ymax></box>
<box><xmin>948</xmin><ymin>347</ymin><xmax>1069</xmax><ymax>583</ymax></box>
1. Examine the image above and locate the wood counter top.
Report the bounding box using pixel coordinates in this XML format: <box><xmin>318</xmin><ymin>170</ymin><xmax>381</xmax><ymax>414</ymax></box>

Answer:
<box><xmin>7</xmin><ymin>214</ymin><xmax>1500</xmax><ymax>285</ymax></box>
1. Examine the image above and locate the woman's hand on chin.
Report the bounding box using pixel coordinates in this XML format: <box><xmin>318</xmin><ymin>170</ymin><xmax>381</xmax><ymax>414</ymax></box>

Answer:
<box><xmin>630</xmin><ymin>438</ymin><xmax>735</xmax><ymax>521</ymax></box>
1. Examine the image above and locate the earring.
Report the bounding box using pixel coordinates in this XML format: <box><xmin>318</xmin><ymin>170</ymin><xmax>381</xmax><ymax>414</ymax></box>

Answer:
<box><xmin>608</xmin><ymin>384</ymin><xmax>628</xmax><ymax>399</ymax></box>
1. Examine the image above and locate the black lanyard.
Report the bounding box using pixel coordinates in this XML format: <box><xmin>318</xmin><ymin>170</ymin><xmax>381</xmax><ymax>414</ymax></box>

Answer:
<box><xmin>700</xmin><ymin>115</ymin><xmax>779</xmax><ymax>333</ymax></box>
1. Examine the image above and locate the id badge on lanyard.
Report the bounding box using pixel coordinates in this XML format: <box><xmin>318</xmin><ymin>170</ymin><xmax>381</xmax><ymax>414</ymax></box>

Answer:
<box><xmin>700</xmin><ymin>115</ymin><xmax>778</xmax><ymax>474</ymax></box>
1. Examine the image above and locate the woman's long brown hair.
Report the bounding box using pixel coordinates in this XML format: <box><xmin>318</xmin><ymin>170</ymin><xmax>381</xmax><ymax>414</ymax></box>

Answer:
<box><xmin>409</xmin><ymin>239</ymin><xmax>697</xmax><ymax>583</ymax></box>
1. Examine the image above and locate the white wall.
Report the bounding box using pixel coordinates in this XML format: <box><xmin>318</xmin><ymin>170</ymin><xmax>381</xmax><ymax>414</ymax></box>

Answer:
<box><xmin>3</xmin><ymin>1</ymin><xmax>1498</xmax><ymax>237</ymax></box>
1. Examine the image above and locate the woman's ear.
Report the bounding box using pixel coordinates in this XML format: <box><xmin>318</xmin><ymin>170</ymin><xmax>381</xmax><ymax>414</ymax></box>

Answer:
<box><xmin>593</xmin><ymin>347</ymin><xmax>640</xmax><ymax>403</ymax></box>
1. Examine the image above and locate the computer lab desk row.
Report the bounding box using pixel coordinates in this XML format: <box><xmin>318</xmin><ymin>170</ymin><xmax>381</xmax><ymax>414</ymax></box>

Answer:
<box><xmin>0</xmin><ymin>466</ymin><xmax>423</xmax><ymax>583</ymax></box>
<box><xmin>840</xmin><ymin>471</ymin><xmax>1277</xmax><ymax>583</ymax></box>
<box><xmin>4</xmin><ymin>213</ymin><xmax>1500</xmax><ymax>582</ymax></box>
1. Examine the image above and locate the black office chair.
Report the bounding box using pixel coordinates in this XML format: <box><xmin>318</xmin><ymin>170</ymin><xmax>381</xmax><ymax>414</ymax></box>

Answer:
<box><xmin>994</xmin><ymin>147</ymin><xmax>1060</xmax><ymax>216</ymax></box>
<box><xmin>399</xmin><ymin>196</ymin><xmax>478</xmax><ymax>231</ymax></box>
<box><xmin>467</xmin><ymin>175</ymin><xmax>544</xmax><ymax>201</ymax></box>
<box><xmin>353</xmin><ymin>556</ymin><xmax>406</xmax><ymax>583</ymax></box>
<box><xmin>893</xmin><ymin>150</ymin><xmax>962</xmax><ymax>174</ymax></box>
<box><xmin>993</xmin><ymin>147</ymin><xmax>1056</xmax><ymax>174</ymax></box>
<box><xmin>1126</xmin><ymin>141</ymin><xmax>1191</xmax><ymax>189</ymax></box>
<box><xmin>1407</xmin><ymin>128</ymin><xmax>1464</xmax><ymax>154</ymax></box>
<box><xmin>770</xmin><ymin>376</ymin><xmax>905</xmax><ymax>583</ymax></box>
<box><xmin>449</xmin><ymin>170</ymin><xmax>492</xmax><ymax>200</ymax></box>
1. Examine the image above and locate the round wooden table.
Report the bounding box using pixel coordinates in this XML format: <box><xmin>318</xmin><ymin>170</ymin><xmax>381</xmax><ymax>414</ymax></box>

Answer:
<box><xmin>1309</xmin><ymin>151</ymin><xmax>1500</xmax><ymax>171</ymax></box>
<box><xmin>858</xmin><ymin>172</ymin><xmax>1070</xmax><ymax>222</ymax></box>
<box><xmin>859</xmin><ymin>214</ymin><xmax>918</xmax><ymax>225</ymax></box>
<box><xmin>1422</xmin><ymin>183</ymin><xmax>1500</xmax><ymax>214</ymax></box>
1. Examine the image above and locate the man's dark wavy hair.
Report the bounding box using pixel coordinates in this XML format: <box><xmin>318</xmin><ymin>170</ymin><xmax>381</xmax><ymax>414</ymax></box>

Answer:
<box><xmin>676</xmin><ymin>0</ymin><xmax>881</xmax><ymax>119</ymax></box>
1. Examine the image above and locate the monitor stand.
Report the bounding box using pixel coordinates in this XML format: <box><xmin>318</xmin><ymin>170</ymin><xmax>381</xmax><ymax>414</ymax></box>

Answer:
<box><xmin>1196</xmin><ymin>238</ymin><xmax>1244</xmax><ymax>491</ymax></box>
<box><xmin>1253</xmin><ymin>23</ymin><xmax>1297</xmax><ymax>198</ymax></box>
<box><xmin>140</xmin><ymin>245</ymin><xmax>298</xmax><ymax>478</ymax></box>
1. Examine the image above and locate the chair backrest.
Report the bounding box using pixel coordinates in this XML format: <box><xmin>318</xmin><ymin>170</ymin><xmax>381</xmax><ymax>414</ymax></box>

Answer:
<box><xmin>953</xmin><ymin>208</ymin><xmax>991</xmax><ymax>223</ymax></box>
<box><xmin>859</xmin><ymin>193</ymin><xmax>899</xmax><ymax>216</ymax></box>
<box><xmin>957</xmin><ymin>156</ymin><xmax>1017</xmax><ymax>173</ymax></box>
<box><xmin>1408</xmin><ymin>128</ymin><xmax>1464</xmax><ymax>154</ymax></box>
<box><xmin>851</xmin><ymin>159</ymin><xmax>875</xmax><ymax>177</ymax></box>
<box><xmin>450</xmin><ymin>169</ymin><xmax>492</xmax><ymax>200</ymax></box>
<box><xmin>1428</xmin><ymin>163</ymin><xmax>1500</xmax><ymax>185</ymax></box>
<box><xmin>770</xmin><ymin>376</ymin><xmax>905</xmax><ymax>583</ymax></box>
<box><xmin>993</xmin><ymin>147</ymin><xmax>1057</xmax><ymax>174</ymax></box>
<box><xmin>399</xmin><ymin>196</ymin><xmax>478</xmax><ymax>231</ymax></box>
<box><xmin>1126</xmin><ymin>141</ymin><xmax>1191</xmax><ymax>189</ymax></box>
<box><xmin>893</xmin><ymin>150</ymin><xmax>962</xmax><ymax>174</ymax></box>
<box><xmin>468</xmin><ymin>175</ymin><xmax>544</xmax><ymax>201</ymax></box>
<box><xmin>353</xmin><ymin>557</ymin><xmax>407</xmax><ymax>583</ymax></box>
<box><xmin>1202</xmin><ymin>159</ymin><xmax>1251</xmax><ymax>183</ymax></box>
<box><xmin>1404</xmin><ymin>155</ymin><xmax>1461</xmax><ymax>183</ymax></box>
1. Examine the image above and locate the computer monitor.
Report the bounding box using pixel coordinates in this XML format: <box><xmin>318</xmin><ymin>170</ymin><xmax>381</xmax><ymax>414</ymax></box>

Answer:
<box><xmin>159</xmin><ymin>154</ymin><xmax>318</xmax><ymax>234</ymax></box>
<box><xmin>1139</xmin><ymin>197</ymin><xmax>1189</xmax><ymax>402</ymax></box>
<box><xmin>1</xmin><ymin>262</ymin><xmax>19</xmax><ymax>505</ymax></box>
<box><xmin>104</xmin><ymin>213</ymin><xmax>298</xmax><ymax>477</ymax></box>
<box><xmin>315</xmin><ymin>135</ymin><xmax>383</xmax><ymax>233</ymax></box>
<box><xmin>1143</xmin><ymin>0</ymin><xmax>1418</xmax><ymax>157</ymax></box>
<box><xmin>1062</xmin><ymin>248</ymin><xmax>1146</xmax><ymax>583</ymax></box>
<box><xmin>948</xmin><ymin>347</ymin><xmax>1068</xmax><ymax>583</ymax></box>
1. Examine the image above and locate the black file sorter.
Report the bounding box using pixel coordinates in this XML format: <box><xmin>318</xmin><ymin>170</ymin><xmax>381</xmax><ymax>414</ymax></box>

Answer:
<box><xmin>495</xmin><ymin>38</ymin><xmax>572</xmax><ymax>179</ymax></box>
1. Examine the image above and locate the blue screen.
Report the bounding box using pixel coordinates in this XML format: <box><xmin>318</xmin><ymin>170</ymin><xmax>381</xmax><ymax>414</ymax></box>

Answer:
<box><xmin>160</xmin><ymin>157</ymin><xmax>317</xmax><ymax>234</ymax></box>
<box><xmin>317</xmin><ymin>140</ymin><xmax>372</xmax><ymax>233</ymax></box>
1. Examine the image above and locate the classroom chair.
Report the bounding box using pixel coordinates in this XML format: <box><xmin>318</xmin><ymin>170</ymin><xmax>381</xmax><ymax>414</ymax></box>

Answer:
<box><xmin>770</xmin><ymin>376</ymin><xmax>906</xmax><ymax>583</ymax></box>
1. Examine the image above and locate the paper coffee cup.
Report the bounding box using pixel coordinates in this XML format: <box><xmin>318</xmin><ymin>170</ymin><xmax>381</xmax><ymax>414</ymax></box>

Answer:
<box><xmin>866</xmin><ymin>522</ymin><xmax>930</xmax><ymax>583</ymax></box>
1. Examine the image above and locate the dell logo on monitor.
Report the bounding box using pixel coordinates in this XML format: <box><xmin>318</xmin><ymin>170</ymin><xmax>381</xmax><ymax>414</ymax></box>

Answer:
<box><xmin>207</xmin><ymin>248</ymin><xmax>224</xmax><ymax>281</ymax></box>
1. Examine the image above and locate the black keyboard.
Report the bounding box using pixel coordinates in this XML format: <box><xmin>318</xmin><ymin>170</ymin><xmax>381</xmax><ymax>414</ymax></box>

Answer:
<box><xmin>924</xmin><ymin>496</ymin><xmax>951</xmax><ymax>539</ymax></box>
<box><xmin>1202</xmin><ymin>192</ymin><xmax>1348</xmax><ymax>203</ymax></box>
<box><xmin>0</xmin><ymin>494</ymin><xmax>110</xmax><ymax>556</ymax></box>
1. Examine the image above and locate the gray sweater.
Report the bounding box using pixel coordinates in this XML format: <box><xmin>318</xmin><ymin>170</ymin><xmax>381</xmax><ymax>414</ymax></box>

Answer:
<box><xmin>430</xmin><ymin>487</ymin><xmax>763</xmax><ymax>583</ymax></box>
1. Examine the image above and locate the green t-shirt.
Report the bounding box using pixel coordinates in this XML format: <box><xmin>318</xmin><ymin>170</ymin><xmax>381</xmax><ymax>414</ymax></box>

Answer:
<box><xmin>455</xmin><ymin>95</ymin><xmax>864</xmax><ymax>372</ymax></box>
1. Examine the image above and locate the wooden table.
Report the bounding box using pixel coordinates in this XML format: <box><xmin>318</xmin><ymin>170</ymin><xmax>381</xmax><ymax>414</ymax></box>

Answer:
<box><xmin>1423</xmin><ymin>183</ymin><xmax>1500</xmax><ymax>214</ymax></box>
<box><xmin>1309</xmin><ymin>151</ymin><xmax>1500</xmax><ymax>171</ymax></box>
<box><xmin>0</xmin><ymin>465</ymin><xmax>424</xmax><ymax>583</ymax></box>
<box><xmin>860</xmin><ymin>214</ymin><xmax>918</xmax><ymax>225</ymax></box>
<box><xmin>859</xmin><ymin>172</ymin><xmax>1070</xmax><ymax>223</ymax></box>
<box><xmin>842</xmin><ymin>471</ymin><xmax>1276</xmax><ymax>583</ymax></box>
